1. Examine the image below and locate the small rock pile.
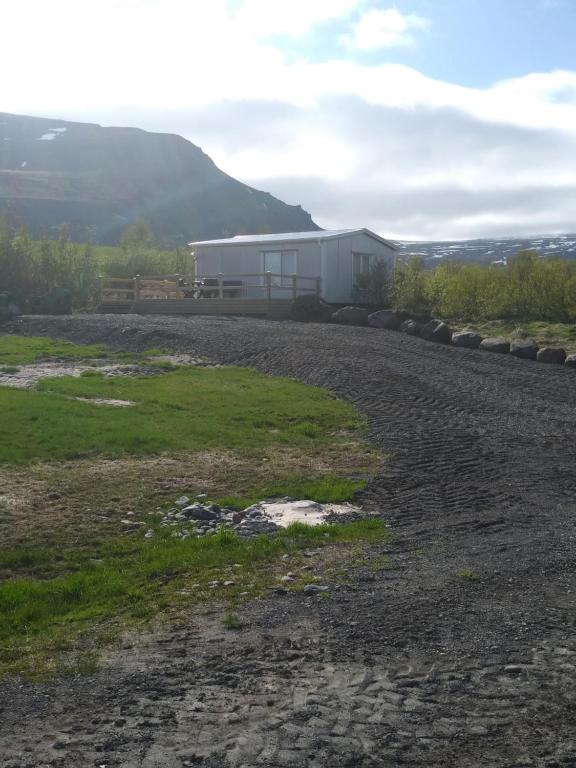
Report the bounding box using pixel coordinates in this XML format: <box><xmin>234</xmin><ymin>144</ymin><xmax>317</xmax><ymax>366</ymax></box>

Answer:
<box><xmin>152</xmin><ymin>495</ymin><xmax>285</xmax><ymax>539</ymax></box>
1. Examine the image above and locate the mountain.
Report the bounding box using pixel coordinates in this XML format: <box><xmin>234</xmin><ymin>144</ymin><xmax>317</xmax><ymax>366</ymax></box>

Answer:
<box><xmin>398</xmin><ymin>234</ymin><xmax>576</xmax><ymax>266</ymax></box>
<box><xmin>0</xmin><ymin>112</ymin><xmax>319</xmax><ymax>245</ymax></box>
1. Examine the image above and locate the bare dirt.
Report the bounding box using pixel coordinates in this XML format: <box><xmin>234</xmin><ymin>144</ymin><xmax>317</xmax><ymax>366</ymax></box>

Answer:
<box><xmin>2</xmin><ymin>313</ymin><xmax>576</xmax><ymax>768</ymax></box>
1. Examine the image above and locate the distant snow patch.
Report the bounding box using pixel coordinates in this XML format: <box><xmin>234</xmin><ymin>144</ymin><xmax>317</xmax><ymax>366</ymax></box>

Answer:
<box><xmin>37</xmin><ymin>128</ymin><xmax>66</xmax><ymax>141</ymax></box>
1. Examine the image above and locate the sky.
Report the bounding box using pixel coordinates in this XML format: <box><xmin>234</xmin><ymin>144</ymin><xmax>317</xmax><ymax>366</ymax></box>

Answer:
<box><xmin>2</xmin><ymin>0</ymin><xmax>576</xmax><ymax>240</ymax></box>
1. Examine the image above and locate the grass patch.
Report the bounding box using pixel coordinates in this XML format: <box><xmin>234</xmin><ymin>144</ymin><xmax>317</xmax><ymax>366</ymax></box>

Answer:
<box><xmin>457</xmin><ymin>569</ymin><xmax>480</xmax><ymax>581</ymax></box>
<box><xmin>0</xmin><ymin>366</ymin><xmax>366</xmax><ymax>465</ymax></box>
<box><xmin>217</xmin><ymin>475</ymin><xmax>365</xmax><ymax>508</ymax></box>
<box><xmin>0</xmin><ymin>519</ymin><xmax>388</xmax><ymax>678</ymax></box>
<box><xmin>0</xmin><ymin>335</ymin><xmax>109</xmax><ymax>365</ymax></box>
<box><xmin>458</xmin><ymin>320</ymin><xmax>576</xmax><ymax>353</ymax></box>
<box><xmin>222</xmin><ymin>612</ymin><xmax>244</xmax><ymax>630</ymax></box>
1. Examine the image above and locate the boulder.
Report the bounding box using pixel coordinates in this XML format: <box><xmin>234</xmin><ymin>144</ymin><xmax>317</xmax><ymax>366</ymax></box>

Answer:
<box><xmin>367</xmin><ymin>309</ymin><xmax>406</xmax><ymax>330</ymax></box>
<box><xmin>452</xmin><ymin>331</ymin><xmax>482</xmax><ymax>349</ymax></box>
<box><xmin>331</xmin><ymin>306</ymin><xmax>369</xmax><ymax>326</ymax></box>
<box><xmin>510</xmin><ymin>338</ymin><xmax>539</xmax><ymax>360</ymax></box>
<box><xmin>537</xmin><ymin>347</ymin><xmax>567</xmax><ymax>365</ymax></box>
<box><xmin>399</xmin><ymin>319</ymin><xmax>421</xmax><ymax>336</ymax></box>
<box><xmin>565</xmin><ymin>354</ymin><xmax>576</xmax><ymax>368</ymax></box>
<box><xmin>420</xmin><ymin>319</ymin><xmax>453</xmax><ymax>344</ymax></box>
<box><xmin>480</xmin><ymin>337</ymin><xmax>510</xmax><ymax>354</ymax></box>
<box><xmin>290</xmin><ymin>294</ymin><xmax>333</xmax><ymax>323</ymax></box>
<box><xmin>182</xmin><ymin>505</ymin><xmax>218</xmax><ymax>521</ymax></box>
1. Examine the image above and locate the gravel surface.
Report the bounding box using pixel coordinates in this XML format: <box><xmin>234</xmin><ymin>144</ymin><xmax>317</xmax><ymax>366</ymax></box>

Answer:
<box><xmin>2</xmin><ymin>313</ymin><xmax>576</xmax><ymax>768</ymax></box>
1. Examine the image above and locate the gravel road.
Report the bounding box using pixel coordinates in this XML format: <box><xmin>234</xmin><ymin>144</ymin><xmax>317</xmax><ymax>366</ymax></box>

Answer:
<box><xmin>2</xmin><ymin>313</ymin><xmax>576</xmax><ymax>768</ymax></box>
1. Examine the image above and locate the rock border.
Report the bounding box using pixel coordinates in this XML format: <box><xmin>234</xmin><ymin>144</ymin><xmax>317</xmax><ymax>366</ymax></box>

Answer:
<box><xmin>329</xmin><ymin>305</ymin><xmax>575</xmax><ymax>369</ymax></box>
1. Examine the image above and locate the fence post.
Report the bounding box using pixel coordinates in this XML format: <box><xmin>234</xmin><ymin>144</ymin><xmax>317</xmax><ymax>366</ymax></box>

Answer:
<box><xmin>315</xmin><ymin>276</ymin><xmax>321</xmax><ymax>298</ymax></box>
<box><xmin>292</xmin><ymin>274</ymin><xmax>297</xmax><ymax>301</ymax></box>
<box><xmin>133</xmin><ymin>274</ymin><xmax>141</xmax><ymax>301</ymax></box>
<box><xmin>218</xmin><ymin>273</ymin><xmax>224</xmax><ymax>299</ymax></box>
<box><xmin>265</xmin><ymin>271</ymin><xmax>272</xmax><ymax>303</ymax></box>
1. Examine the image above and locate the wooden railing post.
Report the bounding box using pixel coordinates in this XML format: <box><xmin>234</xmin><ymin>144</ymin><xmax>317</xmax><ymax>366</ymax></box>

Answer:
<box><xmin>292</xmin><ymin>274</ymin><xmax>297</xmax><ymax>301</ymax></box>
<box><xmin>218</xmin><ymin>273</ymin><xmax>224</xmax><ymax>299</ymax></box>
<box><xmin>315</xmin><ymin>276</ymin><xmax>321</xmax><ymax>298</ymax></box>
<box><xmin>265</xmin><ymin>271</ymin><xmax>272</xmax><ymax>303</ymax></box>
<box><xmin>133</xmin><ymin>274</ymin><xmax>141</xmax><ymax>301</ymax></box>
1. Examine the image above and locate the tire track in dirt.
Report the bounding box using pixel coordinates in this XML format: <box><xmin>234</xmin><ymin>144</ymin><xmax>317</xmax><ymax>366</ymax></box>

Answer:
<box><xmin>2</xmin><ymin>314</ymin><xmax>576</xmax><ymax>767</ymax></box>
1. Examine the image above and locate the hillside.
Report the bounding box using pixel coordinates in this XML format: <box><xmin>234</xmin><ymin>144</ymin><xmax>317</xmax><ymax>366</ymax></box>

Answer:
<box><xmin>398</xmin><ymin>234</ymin><xmax>576</xmax><ymax>265</ymax></box>
<box><xmin>0</xmin><ymin>112</ymin><xmax>319</xmax><ymax>245</ymax></box>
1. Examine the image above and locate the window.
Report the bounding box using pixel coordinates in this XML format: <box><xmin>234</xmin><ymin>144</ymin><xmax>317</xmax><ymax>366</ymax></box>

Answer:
<box><xmin>353</xmin><ymin>252</ymin><xmax>372</xmax><ymax>281</ymax></box>
<box><xmin>262</xmin><ymin>250</ymin><xmax>297</xmax><ymax>287</ymax></box>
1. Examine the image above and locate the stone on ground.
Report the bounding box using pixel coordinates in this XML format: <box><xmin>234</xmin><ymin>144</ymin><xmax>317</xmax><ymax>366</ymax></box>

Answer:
<box><xmin>290</xmin><ymin>295</ymin><xmax>333</xmax><ymax>323</ymax></box>
<box><xmin>510</xmin><ymin>339</ymin><xmax>539</xmax><ymax>360</ymax></box>
<box><xmin>331</xmin><ymin>306</ymin><xmax>369</xmax><ymax>326</ymax></box>
<box><xmin>420</xmin><ymin>319</ymin><xmax>453</xmax><ymax>344</ymax></box>
<box><xmin>480</xmin><ymin>337</ymin><xmax>510</xmax><ymax>354</ymax></box>
<box><xmin>537</xmin><ymin>347</ymin><xmax>567</xmax><ymax>364</ymax></box>
<box><xmin>399</xmin><ymin>319</ymin><xmax>421</xmax><ymax>336</ymax></box>
<box><xmin>452</xmin><ymin>331</ymin><xmax>483</xmax><ymax>349</ymax></box>
<box><xmin>565</xmin><ymin>354</ymin><xmax>576</xmax><ymax>368</ymax></box>
<box><xmin>367</xmin><ymin>310</ymin><xmax>406</xmax><ymax>330</ymax></box>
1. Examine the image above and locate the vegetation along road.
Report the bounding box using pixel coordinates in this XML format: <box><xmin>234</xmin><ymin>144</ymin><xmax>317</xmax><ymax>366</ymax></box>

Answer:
<box><xmin>2</xmin><ymin>313</ymin><xmax>576</xmax><ymax>768</ymax></box>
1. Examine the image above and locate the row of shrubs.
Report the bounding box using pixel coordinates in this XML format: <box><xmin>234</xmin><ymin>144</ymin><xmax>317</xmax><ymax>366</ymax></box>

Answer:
<box><xmin>393</xmin><ymin>252</ymin><xmax>576</xmax><ymax>322</ymax></box>
<box><xmin>0</xmin><ymin>218</ymin><xmax>190</xmax><ymax>314</ymax></box>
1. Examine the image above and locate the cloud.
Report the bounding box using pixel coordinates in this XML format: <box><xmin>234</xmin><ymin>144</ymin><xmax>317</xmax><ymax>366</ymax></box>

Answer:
<box><xmin>343</xmin><ymin>8</ymin><xmax>430</xmax><ymax>50</ymax></box>
<box><xmin>2</xmin><ymin>0</ymin><xmax>576</xmax><ymax>239</ymax></box>
<box><xmin>233</xmin><ymin>0</ymin><xmax>363</xmax><ymax>38</ymax></box>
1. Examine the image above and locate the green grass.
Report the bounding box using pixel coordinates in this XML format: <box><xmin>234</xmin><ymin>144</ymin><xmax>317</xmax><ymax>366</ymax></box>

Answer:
<box><xmin>0</xmin><ymin>336</ymin><xmax>109</xmax><ymax>365</ymax></box>
<box><xmin>0</xmin><ymin>519</ymin><xmax>388</xmax><ymax>678</ymax></box>
<box><xmin>0</xmin><ymin>366</ymin><xmax>364</xmax><ymax>465</ymax></box>
<box><xmin>217</xmin><ymin>475</ymin><xmax>365</xmax><ymax>508</ymax></box>
<box><xmin>458</xmin><ymin>320</ymin><xmax>576</xmax><ymax>353</ymax></box>
<box><xmin>457</xmin><ymin>569</ymin><xmax>480</xmax><ymax>581</ymax></box>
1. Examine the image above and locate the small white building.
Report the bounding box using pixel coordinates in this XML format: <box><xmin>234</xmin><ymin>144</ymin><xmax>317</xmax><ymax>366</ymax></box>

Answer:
<box><xmin>190</xmin><ymin>228</ymin><xmax>397</xmax><ymax>304</ymax></box>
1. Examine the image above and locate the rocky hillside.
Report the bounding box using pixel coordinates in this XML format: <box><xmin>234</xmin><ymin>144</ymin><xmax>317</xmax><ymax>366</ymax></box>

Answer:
<box><xmin>398</xmin><ymin>234</ymin><xmax>576</xmax><ymax>265</ymax></box>
<box><xmin>0</xmin><ymin>112</ymin><xmax>319</xmax><ymax>245</ymax></box>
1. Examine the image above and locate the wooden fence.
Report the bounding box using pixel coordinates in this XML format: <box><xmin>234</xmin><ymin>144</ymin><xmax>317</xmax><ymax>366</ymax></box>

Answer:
<box><xmin>98</xmin><ymin>272</ymin><xmax>322</xmax><ymax>316</ymax></box>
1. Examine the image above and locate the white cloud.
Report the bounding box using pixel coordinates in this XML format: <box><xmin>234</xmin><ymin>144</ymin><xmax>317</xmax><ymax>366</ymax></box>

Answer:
<box><xmin>233</xmin><ymin>0</ymin><xmax>363</xmax><ymax>38</ymax></box>
<box><xmin>343</xmin><ymin>8</ymin><xmax>430</xmax><ymax>50</ymax></box>
<box><xmin>1</xmin><ymin>0</ymin><xmax>576</xmax><ymax>239</ymax></box>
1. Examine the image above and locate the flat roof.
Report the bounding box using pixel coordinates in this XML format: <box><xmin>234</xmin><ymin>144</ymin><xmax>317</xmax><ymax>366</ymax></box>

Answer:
<box><xmin>189</xmin><ymin>228</ymin><xmax>397</xmax><ymax>249</ymax></box>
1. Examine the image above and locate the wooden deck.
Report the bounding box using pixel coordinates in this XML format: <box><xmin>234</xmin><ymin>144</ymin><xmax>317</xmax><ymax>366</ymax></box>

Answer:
<box><xmin>97</xmin><ymin>272</ymin><xmax>320</xmax><ymax>319</ymax></box>
<box><xmin>97</xmin><ymin>298</ymin><xmax>293</xmax><ymax>319</ymax></box>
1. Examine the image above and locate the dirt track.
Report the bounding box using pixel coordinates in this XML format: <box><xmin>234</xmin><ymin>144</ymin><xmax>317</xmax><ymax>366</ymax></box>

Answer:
<box><xmin>2</xmin><ymin>313</ymin><xmax>576</xmax><ymax>768</ymax></box>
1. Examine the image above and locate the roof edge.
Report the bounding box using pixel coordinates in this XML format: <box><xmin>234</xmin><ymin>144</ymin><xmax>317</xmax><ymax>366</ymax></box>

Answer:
<box><xmin>189</xmin><ymin>228</ymin><xmax>398</xmax><ymax>250</ymax></box>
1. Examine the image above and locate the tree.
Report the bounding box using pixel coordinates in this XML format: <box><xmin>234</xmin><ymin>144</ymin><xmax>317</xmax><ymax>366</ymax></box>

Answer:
<box><xmin>352</xmin><ymin>258</ymin><xmax>391</xmax><ymax>306</ymax></box>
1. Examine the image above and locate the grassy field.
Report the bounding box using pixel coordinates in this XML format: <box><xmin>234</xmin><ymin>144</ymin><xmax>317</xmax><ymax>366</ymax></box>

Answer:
<box><xmin>0</xmin><ymin>519</ymin><xmax>389</xmax><ymax>679</ymax></box>
<box><xmin>0</xmin><ymin>335</ymin><xmax>385</xmax><ymax>678</ymax></box>
<box><xmin>456</xmin><ymin>320</ymin><xmax>576</xmax><ymax>353</ymax></box>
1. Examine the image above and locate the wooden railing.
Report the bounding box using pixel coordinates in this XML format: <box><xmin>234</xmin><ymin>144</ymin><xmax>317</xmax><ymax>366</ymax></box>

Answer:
<box><xmin>99</xmin><ymin>272</ymin><xmax>321</xmax><ymax>303</ymax></box>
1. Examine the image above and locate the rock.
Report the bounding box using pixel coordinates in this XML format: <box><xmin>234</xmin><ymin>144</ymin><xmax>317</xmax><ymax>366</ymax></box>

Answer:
<box><xmin>399</xmin><ymin>319</ymin><xmax>421</xmax><ymax>336</ymax></box>
<box><xmin>331</xmin><ymin>306</ymin><xmax>369</xmax><ymax>326</ymax></box>
<box><xmin>420</xmin><ymin>319</ymin><xmax>452</xmax><ymax>344</ymax></box>
<box><xmin>565</xmin><ymin>354</ymin><xmax>576</xmax><ymax>368</ymax></box>
<box><xmin>510</xmin><ymin>338</ymin><xmax>539</xmax><ymax>360</ymax></box>
<box><xmin>303</xmin><ymin>584</ymin><xmax>330</xmax><ymax>594</ymax></box>
<box><xmin>223</xmin><ymin>580</ymin><xmax>235</xmax><ymax>587</ymax></box>
<box><xmin>175</xmin><ymin>496</ymin><xmax>190</xmax><ymax>508</ymax></box>
<box><xmin>181</xmin><ymin>504</ymin><xmax>217</xmax><ymax>521</ymax></box>
<box><xmin>537</xmin><ymin>347</ymin><xmax>567</xmax><ymax>364</ymax></box>
<box><xmin>144</xmin><ymin>529</ymin><xmax>155</xmax><ymax>539</ymax></box>
<box><xmin>367</xmin><ymin>310</ymin><xmax>406</xmax><ymax>330</ymax></box>
<box><xmin>480</xmin><ymin>337</ymin><xmax>510</xmax><ymax>354</ymax></box>
<box><xmin>452</xmin><ymin>331</ymin><xmax>483</xmax><ymax>349</ymax></box>
<box><xmin>290</xmin><ymin>294</ymin><xmax>333</xmax><ymax>323</ymax></box>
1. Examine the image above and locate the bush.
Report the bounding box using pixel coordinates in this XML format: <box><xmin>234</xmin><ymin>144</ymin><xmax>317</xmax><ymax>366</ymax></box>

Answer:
<box><xmin>352</xmin><ymin>258</ymin><xmax>391</xmax><ymax>306</ymax></box>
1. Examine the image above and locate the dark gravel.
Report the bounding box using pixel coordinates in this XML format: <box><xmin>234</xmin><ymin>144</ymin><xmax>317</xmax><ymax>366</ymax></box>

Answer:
<box><xmin>2</xmin><ymin>313</ymin><xmax>576</xmax><ymax>768</ymax></box>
